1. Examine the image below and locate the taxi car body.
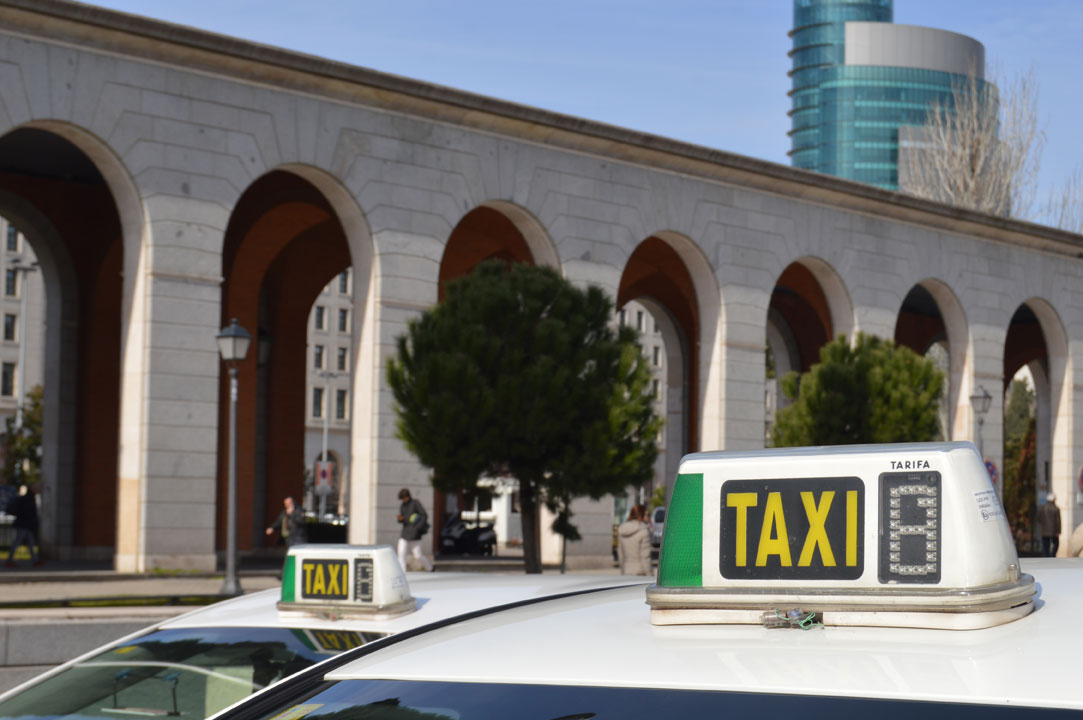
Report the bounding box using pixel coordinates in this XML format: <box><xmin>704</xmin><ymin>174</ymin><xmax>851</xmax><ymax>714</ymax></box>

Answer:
<box><xmin>0</xmin><ymin>545</ymin><xmax>642</xmax><ymax>720</ymax></box>
<box><xmin>207</xmin><ymin>443</ymin><xmax>1080</xmax><ymax>718</ymax></box>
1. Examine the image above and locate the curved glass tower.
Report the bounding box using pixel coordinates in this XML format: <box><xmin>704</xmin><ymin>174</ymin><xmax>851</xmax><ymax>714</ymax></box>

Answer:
<box><xmin>789</xmin><ymin>0</ymin><xmax>990</xmax><ymax>190</ymax></box>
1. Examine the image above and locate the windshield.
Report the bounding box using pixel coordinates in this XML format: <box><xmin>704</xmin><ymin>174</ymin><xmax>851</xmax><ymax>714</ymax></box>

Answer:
<box><xmin>0</xmin><ymin>626</ymin><xmax>385</xmax><ymax>720</ymax></box>
<box><xmin>245</xmin><ymin>680</ymin><xmax>1078</xmax><ymax>719</ymax></box>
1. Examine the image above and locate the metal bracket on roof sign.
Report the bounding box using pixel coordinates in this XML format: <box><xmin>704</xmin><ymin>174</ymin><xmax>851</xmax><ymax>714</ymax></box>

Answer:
<box><xmin>761</xmin><ymin>608</ymin><xmax>823</xmax><ymax>630</ymax></box>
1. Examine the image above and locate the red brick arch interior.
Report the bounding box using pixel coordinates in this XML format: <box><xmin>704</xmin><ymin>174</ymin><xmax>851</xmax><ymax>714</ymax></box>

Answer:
<box><xmin>0</xmin><ymin>129</ymin><xmax>121</xmax><ymax>553</ymax></box>
<box><xmin>437</xmin><ymin>206</ymin><xmax>534</xmax><ymax>300</ymax></box>
<box><xmin>431</xmin><ymin>206</ymin><xmax>536</xmax><ymax>545</ymax></box>
<box><xmin>894</xmin><ymin>284</ymin><xmax>948</xmax><ymax>356</ymax></box>
<box><xmin>769</xmin><ymin>262</ymin><xmax>832</xmax><ymax>372</ymax></box>
<box><xmin>219</xmin><ymin>171</ymin><xmax>350</xmax><ymax>551</ymax></box>
<box><xmin>617</xmin><ymin>236</ymin><xmax>699</xmax><ymax>454</ymax></box>
<box><xmin>1004</xmin><ymin>304</ymin><xmax>1047</xmax><ymax>392</ymax></box>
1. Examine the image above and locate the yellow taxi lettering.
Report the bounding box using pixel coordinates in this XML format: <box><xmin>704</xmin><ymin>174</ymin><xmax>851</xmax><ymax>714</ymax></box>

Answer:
<box><xmin>755</xmin><ymin>492</ymin><xmax>792</xmax><ymax>567</ymax></box>
<box><xmin>726</xmin><ymin>492</ymin><xmax>758</xmax><ymax>566</ymax></box>
<box><xmin>798</xmin><ymin>491</ymin><xmax>836</xmax><ymax>567</ymax></box>
<box><xmin>846</xmin><ymin>490</ymin><xmax>858</xmax><ymax>566</ymax></box>
<box><xmin>312</xmin><ymin>564</ymin><xmax>326</xmax><ymax>595</ymax></box>
<box><xmin>327</xmin><ymin>563</ymin><xmax>342</xmax><ymax>596</ymax></box>
<box><xmin>302</xmin><ymin>562</ymin><xmax>315</xmax><ymax>595</ymax></box>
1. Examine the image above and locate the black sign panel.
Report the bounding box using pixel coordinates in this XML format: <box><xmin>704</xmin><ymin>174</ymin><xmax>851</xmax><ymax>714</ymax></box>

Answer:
<box><xmin>354</xmin><ymin>557</ymin><xmax>374</xmax><ymax>603</ymax></box>
<box><xmin>878</xmin><ymin>471</ymin><xmax>941</xmax><ymax>584</ymax></box>
<box><xmin>300</xmin><ymin>559</ymin><xmax>349</xmax><ymax>600</ymax></box>
<box><xmin>719</xmin><ymin>477</ymin><xmax>864</xmax><ymax>580</ymax></box>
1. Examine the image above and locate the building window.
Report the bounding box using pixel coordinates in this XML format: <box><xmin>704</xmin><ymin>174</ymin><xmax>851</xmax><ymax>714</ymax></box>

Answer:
<box><xmin>312</xmin><ymin>387</ymin><xmax>324</xmax><ymax>419</ymax></box>
<box><xmin>3</xmin><ymin>314</ymin><xmax>15</xmax><ymax>342</ymax></box>
<box><xmin>314</xmin><ymin>306</ymin><xmax>326</xmax><ymax>330</ymax></box>
<box><xmin>5</xmin><ymin>226</ymin><xmax>17</xmax><ymax>252</ymax></box>
<box><xmin>338</xmin><ymin>308</ymin><xmax>349</xmax><ymax>332</ymax></box>
<box><xmin>338</xmin><ymin>270</ymin><xmax>350</xmax><ymax>294</ymax></box>
<box><xmin>337</xmin><ymin>347</ymin><xmax>348</xmax><ymax>371</ymax></box>
<box><xmin>619</xmin><ymin>309</ymin><xmax>626</xmax><ymax>326</ymax></box>
<box><xmin>652</xmin><ymin>379</ymin><xmax>660</xmax><ymax>400</ymax></box>
<box><xmin>652</xmin><ymin>346</ymin><xmax>660</xmax><ymax>367</ymax></box>
<box><xmin>314</xmin><ymin>344</ymin><xmax>324</xmax><ymax>369</ymax></box>
<box><xmin>636</xmin><ymin>311</ymin><xmax>643</xmax><ymax>331</ymax></box>
<box><xmin>5</xmin><ymin>269</ymin><xmax>16</xmax><ymax>297</ymax></box>
<box><xmin>1</xmin><ymin>363</ymin><xmax>14</xmax><ymax>397</ymax></box>
<box><xmin>335</xmin><ymin>389</ymin><xmax>348</xmax><ymax>420</ymax></box>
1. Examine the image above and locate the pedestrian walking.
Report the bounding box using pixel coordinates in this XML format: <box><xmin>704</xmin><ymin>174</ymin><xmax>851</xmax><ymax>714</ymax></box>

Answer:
<box><xmin>4</xmin><ymin>484</ymin><xmax>40</xmax><ymax>567</ymax></box>
<box><xmin>1037</xmin><ymin>492</ymin><xmax>1061</xmax><ymax>557</ymax></box>
<box><xmin>396</xmin><ymin>488</ymin><xmax>433</xmax><ymax>571</ymax></box>
<box><xmin>617</xmin><ymin>504</ymin><xmax>652</xmax><ymax>575</ymax></box>
<box><xmin>265</xmin><ymin>496</ymin><xmax>308</xmax><ymax>547</ymax></box>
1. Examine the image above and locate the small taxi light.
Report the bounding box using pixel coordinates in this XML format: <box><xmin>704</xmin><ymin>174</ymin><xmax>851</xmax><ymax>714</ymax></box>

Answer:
<box><xmin>647</xmin><ymin>442</ymin><xmax>1036</xmax><ymax>630</ymax></box>
<box><xmin>278</xmin><ymin>545</ymin><xmax>415</xmax><ymax>621</ymax></box>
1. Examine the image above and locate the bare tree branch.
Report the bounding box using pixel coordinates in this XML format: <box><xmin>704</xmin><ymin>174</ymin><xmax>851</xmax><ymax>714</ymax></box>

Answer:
<box><xmin>900</xmin><ymin>67</ymin><xmax>1044</xmax><ymax>220</ymax></box>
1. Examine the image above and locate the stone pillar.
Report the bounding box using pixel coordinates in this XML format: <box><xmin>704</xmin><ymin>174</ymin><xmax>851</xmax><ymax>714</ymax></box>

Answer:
<box><xmin>717</xmin><ymin>285</ymin><xmax>770</xmax><ymax>452</ymax></box>
<box><xmin>115</xmin><ymin>197</ymin><xmax>226</xmax><ymax>572</ymax></box>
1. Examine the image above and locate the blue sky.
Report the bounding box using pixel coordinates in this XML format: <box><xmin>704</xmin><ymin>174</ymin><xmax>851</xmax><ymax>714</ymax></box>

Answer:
<box><xmin>85</xmin><ymin>1</ymin><xmax>1082</xmax><ymax>211</ymax></box>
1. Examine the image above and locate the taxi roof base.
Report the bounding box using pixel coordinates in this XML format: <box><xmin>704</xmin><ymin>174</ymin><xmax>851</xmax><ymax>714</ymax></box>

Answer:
<box><xmin>646</xmin><ymin>574</ymin><xmax>1036</xmax><ymax>631</ymax></box>
<box><xmin>650</xmin><ymin>603</ymin><xmax>1033</xmax><ymax>630</ymax></box>
<box><xmin>277</xmin><ymin>598</ymin><xmax>417</xmax><ymax>622</ymax></box>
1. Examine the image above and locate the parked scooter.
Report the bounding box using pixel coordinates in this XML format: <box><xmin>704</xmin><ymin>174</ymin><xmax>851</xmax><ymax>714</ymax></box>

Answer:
<box><xmin>440</xmin><ymin>513</ymin><xmax>496</xmax><ymax>556</ymax></box>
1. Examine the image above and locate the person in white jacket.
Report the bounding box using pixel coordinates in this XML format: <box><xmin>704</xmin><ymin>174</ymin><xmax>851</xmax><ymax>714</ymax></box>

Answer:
<box><xmin>617</xmin><ymin>504</ymin><xmax>652</xmax><ymax>575</ymax></box>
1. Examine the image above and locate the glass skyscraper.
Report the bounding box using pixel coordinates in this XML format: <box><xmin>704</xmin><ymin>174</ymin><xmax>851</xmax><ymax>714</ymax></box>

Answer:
<box><xmin>789</xmin><ymin>0</ymin><xmax>990</xmax><ymax>190</ymax></box>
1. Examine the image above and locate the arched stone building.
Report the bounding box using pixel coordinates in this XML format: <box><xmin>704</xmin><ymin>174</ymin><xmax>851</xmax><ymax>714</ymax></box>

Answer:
<box><xmin>0</xmin><ymin>1</ymin><xmax>1080</xmax><ymax>568</ymax></box>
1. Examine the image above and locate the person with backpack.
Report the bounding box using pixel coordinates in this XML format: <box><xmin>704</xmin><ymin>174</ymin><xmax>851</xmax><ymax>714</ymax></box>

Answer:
<box><xmin>4</xmin><ymin>485</ymin><xmax>40</xmax><ymax>568</ymax></box>
<box><xmin>396</xmin><ymin>488</ymin><xmax>433</xmax><ymax>571</ymax></box>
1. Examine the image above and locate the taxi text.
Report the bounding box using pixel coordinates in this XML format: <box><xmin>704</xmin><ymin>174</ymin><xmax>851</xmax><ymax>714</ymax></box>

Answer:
<box><xmin>719</xmin><ymin>477</ymin><xmax>864</xmax><ymax>580</ymax></box>
<box><xmin>300</xmin><ymin>559</ymin><xmax>350</xmax><ymax>600</ymax></box>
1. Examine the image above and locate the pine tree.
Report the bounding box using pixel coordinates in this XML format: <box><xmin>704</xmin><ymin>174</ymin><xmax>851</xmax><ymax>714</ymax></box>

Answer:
<box><xmin>388</xmin><ymin>261</ymin><xmax>661</xmax><ymax>573</ymax></box>
<box><xmin>773</xmin><ymin>334</ymin><xmax>944</xmax><ymax>447</ymax></box>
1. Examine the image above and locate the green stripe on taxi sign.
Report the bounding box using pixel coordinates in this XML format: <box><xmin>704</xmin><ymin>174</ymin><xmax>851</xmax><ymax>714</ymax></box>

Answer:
<box><xmin>658</xmin><ymin>473</ymin><xmax>703</xmax><ymax>587</ymax></box>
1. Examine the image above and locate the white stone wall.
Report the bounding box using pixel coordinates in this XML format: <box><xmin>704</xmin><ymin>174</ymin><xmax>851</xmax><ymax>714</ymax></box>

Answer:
<box><xmin>0</xmin><ymin>5</ymin><xmax>1079</xmax><ymax>568</ymax></box>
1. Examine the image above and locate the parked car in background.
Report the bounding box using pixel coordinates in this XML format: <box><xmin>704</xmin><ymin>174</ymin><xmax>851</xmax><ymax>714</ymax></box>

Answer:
<box><xmin>649</xmin><ymin>506</ymin><xmax>665</xmax><ymax>552</ymax></box>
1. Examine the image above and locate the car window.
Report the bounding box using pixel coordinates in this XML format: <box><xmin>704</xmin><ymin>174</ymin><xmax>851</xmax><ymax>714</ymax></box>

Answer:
<box><xmin>653</xmin><ymin>508</ymin><xmax>664</xmax><ymax>523</ymax></box>
<box><xmin>244</xmin><ymin>680</ymin><xmax>1078</xmax><ymax>719</ymax></box>
<box><xmin>0</xmin><ymin>627</ymin><xmax>384</xmax><ymax>720</ymax></box>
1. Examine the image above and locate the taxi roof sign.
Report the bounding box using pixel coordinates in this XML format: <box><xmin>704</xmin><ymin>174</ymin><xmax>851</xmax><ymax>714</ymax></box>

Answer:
<box><xmin>647</xmin><ymin>442</ymin><xmax>1035</xmax><ymax>630</ymax></box>
<box><xmin>278</xmin><ymin>545</ymin><xmax>416</xmax><ymax>621</ymax></box>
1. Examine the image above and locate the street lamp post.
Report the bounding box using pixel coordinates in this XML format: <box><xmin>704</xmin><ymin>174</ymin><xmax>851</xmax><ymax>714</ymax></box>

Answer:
<box><xmin>216</xmin><ymin>318</ymin><xmax>251</xmax><ymax>597</ymax></box>
<box><xmin>969</xmin><ymin>384</ymin><xmax>993</xmax><ymax>458</ymax></box>
<box><xmin>10</xmin><ymin>258</ymin><xmax>38</xmax><ymax>485</ymax></box>
<box><xmin>317</xmin><ymin>370</ymin><xmax>336</xmax><ymax>518</ymax></box>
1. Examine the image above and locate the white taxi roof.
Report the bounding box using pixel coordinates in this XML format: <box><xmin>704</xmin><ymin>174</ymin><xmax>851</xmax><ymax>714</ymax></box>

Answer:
<box><xmin>159</xmin><ymin>572</ymin><xmax>645</xmax><ymax>633</ymax></box>
<box><xmin>324</xmin><ymin>558</ymin><xmax>1083</xmax><ymax>710</ymax></box>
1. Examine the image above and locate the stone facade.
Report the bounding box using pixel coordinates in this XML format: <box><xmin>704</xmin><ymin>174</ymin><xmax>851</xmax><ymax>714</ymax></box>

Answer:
<box><xmin>0</xmin><ymin>1</ymin><xmax>1078</xmax><ymax>570</ymax></box>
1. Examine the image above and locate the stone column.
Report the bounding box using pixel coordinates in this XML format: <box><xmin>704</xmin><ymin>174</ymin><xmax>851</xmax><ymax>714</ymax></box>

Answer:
<box><xmin>115</xmin><ymin>196</ymin><xmax>226</xmax><ymax>572</ymax></box>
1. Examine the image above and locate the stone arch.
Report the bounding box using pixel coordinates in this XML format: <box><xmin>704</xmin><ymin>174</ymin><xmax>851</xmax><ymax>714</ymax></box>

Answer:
<box><xmin>0</xmin><ymin>120</ymin><xmax>142</xmax><ymax>564</ymax></box>
<box><xmin>429</xmin><ymin>201</ymin><xmax>558</xmax><ymax>543</ymax></box>
<box><xmin>894</xmin><ymin>279</ymin><xmax>969</xmax><ymax>439</ymax></box>
<box><xmin>438</xmin><ymin>202</ymin><xmax>558</xmax><ymax>300</ymax></box>
<box><xmin>617</xmin><ymin>232</ymin><xmax>721</xmax><ymax>494</ymax></box>
<box><xmin>1003</xmin><ymin>297</ymin><xmax>1071</xmax><ymax>554</ymax></box>
<box><xmin>766</xmin><ymin>257</ymin><xmax>853</xmax><ymax>437</ymax></box>
<box><xmin>219</xmin><ymin>167</ymin><xmax>369</xmax><ymax>553</ymax></box>
<box><xmin>767</xmin><ymin>257</ymin><xmax>853</xmax><ymax>375</ymax></box>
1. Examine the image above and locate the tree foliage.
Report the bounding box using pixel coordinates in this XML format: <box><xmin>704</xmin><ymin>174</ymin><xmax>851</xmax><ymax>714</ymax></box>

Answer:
<box><xmin>3</xmin><ymin>384</ymin><xmax>43</xmax><ymax>486</ymax></box>
<box><xmin>387</xmin><ymin>261</ymin><xmax>662</xmax><ymax>573</ymax></box>
<box><xmin>1002</xmin><ymin>377</ymin><xmax>1037</xmax><ymax>549</ymax></box>
<box><xmin>772</xmin><ymin>334</ymin><xmax>944</xmax><ymax>447</ymax></box>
